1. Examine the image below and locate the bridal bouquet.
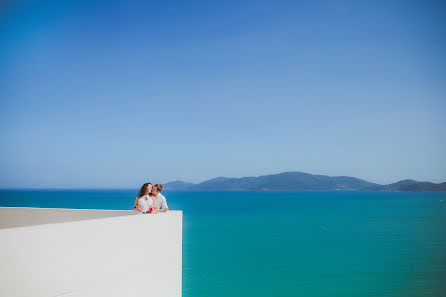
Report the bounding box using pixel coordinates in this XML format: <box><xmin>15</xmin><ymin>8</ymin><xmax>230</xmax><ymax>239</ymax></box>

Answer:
<box><xmin>148</xmin><ymin>204</ymin><xmax>159</xmax><ymax>214</ymax></box>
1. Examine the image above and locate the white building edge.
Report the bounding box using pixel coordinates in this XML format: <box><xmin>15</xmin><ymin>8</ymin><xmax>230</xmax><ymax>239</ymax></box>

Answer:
<box><xmin>0</xmin><ymin>207</ymin><xmax>182</xmax><ymax>297</ymax></box>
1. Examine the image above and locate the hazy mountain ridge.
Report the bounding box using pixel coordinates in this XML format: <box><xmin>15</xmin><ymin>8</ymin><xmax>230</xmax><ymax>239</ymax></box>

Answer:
<box><xmin>164</xmin><ymin>172</ymin><xmax>446</xmax><ymax>191</ymax></box>
<box><xmin>161</xmin><ymin>180</ymin><xmax>195</xmax><ymax>190</ymax></box>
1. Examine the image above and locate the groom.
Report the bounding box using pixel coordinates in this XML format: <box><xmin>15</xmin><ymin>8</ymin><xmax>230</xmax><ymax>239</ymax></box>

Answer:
<box><xmin>151</xmin><ymin>184</ymin><xmax>168</xmax><ymax>212</ymax></box>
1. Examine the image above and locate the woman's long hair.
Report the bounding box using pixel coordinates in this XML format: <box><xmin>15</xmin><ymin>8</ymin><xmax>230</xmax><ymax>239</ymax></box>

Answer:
<box><xmin>137</xmin><ymin>183</ymin><xmax>152</xmax><ymax>198</ymax></box>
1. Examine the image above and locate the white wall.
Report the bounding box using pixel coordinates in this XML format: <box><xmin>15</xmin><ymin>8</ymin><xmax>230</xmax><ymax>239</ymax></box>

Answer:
<box><xmin>0</xmin><ymin>208</ymin><xmax>182</xmax><ymax>297</ymax></box>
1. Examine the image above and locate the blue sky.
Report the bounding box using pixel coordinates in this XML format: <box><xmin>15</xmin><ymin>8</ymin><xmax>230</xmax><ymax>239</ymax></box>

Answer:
<box><xmin>1</xmin><ymin>0</ymin><xmax>445</xmax><ymax>188</ymax></box>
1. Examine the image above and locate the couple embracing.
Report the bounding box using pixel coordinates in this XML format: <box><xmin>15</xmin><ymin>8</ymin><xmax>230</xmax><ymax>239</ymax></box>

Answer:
<box><xmin>133</xmin><ymin>183</ymin><xmax>168</xmax><ymax>214</ymax></box>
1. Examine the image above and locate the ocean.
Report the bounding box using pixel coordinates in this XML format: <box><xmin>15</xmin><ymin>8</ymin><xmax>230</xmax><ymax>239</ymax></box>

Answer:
<box><xmin>1</xmin><ymin>190</ymin><xmax>445</xmax><ymax>297</ymax></box>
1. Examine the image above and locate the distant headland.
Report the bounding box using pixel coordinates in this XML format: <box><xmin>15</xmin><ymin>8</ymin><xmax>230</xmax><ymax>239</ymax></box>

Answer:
<box><xmin>164</xmin><ymin>172</ymin><xmax>446</xmax><ymax>192</ymax></box>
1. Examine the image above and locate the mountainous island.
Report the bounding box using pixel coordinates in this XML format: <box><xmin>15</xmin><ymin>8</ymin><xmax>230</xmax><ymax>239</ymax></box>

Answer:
<box><xmin>164</xmin><ymin>172</ymin><xmax>446</xmax><ymax>192</ymax></box>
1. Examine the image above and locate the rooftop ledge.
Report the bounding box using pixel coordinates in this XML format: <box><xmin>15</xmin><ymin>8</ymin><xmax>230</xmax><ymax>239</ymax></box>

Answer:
<box><xmin>0</xmin><ymin>206</ymin><xmax>182</xmax><ymax>229</ymax></box>
<box><xmin>0</xmin><ymin>207</ymin><xmax>182</xmax><ymax>297</ymax></box>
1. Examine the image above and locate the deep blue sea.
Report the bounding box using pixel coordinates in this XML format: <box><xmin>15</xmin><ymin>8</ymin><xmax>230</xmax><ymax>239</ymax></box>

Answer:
<box><xmin>1</xmin><ymin>190</ymin><xmax>446</xmax><ymax>297</ymax></box>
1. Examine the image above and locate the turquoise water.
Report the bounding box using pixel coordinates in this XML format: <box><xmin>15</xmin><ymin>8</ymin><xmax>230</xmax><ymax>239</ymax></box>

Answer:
<box><xmin>1</xmin><ymin>190</ymin><xmax>446</xmax><ymax>296</ymax></box>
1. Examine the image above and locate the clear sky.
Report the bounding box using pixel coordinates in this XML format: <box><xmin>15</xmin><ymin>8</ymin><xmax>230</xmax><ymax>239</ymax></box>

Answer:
<box><xmin>1</xmin><ymin>0</ymin><xmax>445</xmax><ymax>188</ymax></box>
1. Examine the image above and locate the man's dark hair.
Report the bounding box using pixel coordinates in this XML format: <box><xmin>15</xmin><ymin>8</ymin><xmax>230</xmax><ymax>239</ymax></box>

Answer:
<box><xmin>154</xmin><ymin>184</ymin><xmax>163</xmax><ymax>192</ymax></box>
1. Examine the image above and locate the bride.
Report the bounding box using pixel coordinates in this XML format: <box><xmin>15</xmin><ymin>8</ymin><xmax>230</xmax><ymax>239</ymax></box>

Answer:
<box><xmin>132</xmin><ymin>183</ymin><xmax>156</xmax><ymax>213</ymax></box>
